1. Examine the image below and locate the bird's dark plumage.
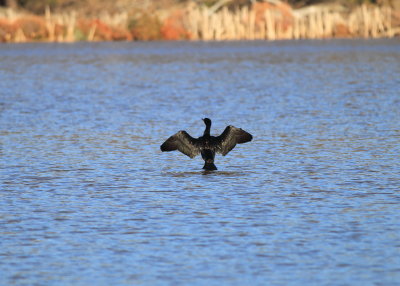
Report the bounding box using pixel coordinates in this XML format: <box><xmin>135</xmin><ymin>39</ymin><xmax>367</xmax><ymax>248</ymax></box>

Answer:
<box><xmin>160</xmin><ymin>118</ymin><xmax>253</xmax><ymax>170</ymax></box>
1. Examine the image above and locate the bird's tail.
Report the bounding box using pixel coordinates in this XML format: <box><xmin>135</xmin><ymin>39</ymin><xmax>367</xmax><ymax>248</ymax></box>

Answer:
<box><xmin>203</xmin><ymin>160</ymin><xmax>217</xmax><ymax>170</ymax></box>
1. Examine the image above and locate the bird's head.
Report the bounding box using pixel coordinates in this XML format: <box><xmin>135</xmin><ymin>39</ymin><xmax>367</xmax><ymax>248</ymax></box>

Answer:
<box><xmin>202</xmin><ymin>118</ymin><xmax>211</xmax><ymax>126</ymax></box>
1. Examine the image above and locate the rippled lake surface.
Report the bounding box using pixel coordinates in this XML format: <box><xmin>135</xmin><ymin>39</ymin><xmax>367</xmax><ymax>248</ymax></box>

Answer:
<box><xmin>1</xmin><ymin>40</ymin><xmax>399</xmax><ymax>285</ymax></box>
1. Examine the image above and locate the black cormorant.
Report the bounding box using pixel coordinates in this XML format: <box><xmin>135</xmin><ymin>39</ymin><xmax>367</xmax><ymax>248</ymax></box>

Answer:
<box><xmin>160</xmin><ymin>118</ymin><xmax>253</xmax><ymax>170</ymax></box>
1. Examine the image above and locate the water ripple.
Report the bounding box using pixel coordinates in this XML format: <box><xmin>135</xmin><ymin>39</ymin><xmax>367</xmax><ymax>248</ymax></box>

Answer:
<box><xmin>1</xmin><ymin>40</ymin><xmax>399</xmax><ymax>286</ymax></box>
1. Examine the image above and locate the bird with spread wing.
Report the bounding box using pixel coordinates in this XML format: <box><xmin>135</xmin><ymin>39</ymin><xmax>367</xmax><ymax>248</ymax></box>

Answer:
<box><xmin>160</xmin><ymin>118</ymin><xmax>253</xmax><ymax>170</ymax></box>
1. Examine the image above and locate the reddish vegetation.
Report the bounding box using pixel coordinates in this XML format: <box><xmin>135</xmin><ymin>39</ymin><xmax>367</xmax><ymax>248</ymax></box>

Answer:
<box><xmin>161</xmin><ymin>10</ymin><xmax>190</xmax><ymax>40</ymax></box>
<box><xmin>333</xmin><ymin>23</ymin><xmax>351</xmax><ymax>38</ymax></box>
<box><xmin>253</xmin><ymin>2</ymin><xmax>294</xmax><ymax>33</ymax></box>
<box><xmin>85</xmin><ymin>19</ymin><xmax>132</xmax><ymax>41</ymax></box>
<box><xmin>14</xmin><ymin>15</ymin><xmax>47</xmax><ymax>39</ymax></box>
<box><xmin>0</xmin><ymin>19</ymin><xmax>15</xmax><ymax>42</ymax></box>
<box><xmin>0</xmin><ymin>16</ymin><xmax>48</xmax><ymax>41</ymax></box>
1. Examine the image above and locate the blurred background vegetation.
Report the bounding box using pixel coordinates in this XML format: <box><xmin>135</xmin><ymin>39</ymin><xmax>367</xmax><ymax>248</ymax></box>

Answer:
<box><xmin>1</xmin><ymin>0</ymin><xmax>398</xmax><ymax>42</ymax></box>
<box><xmin>0</xmin><ymin>0</ymin><xmax>394</xmax><ymax>13</ymax></box>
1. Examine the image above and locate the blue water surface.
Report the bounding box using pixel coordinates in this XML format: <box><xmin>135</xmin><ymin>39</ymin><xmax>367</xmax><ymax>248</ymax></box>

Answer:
<box><xmin>1</xmin><ymin>39</ymin><xmax>399</xmax><ymax>285</ymax></box>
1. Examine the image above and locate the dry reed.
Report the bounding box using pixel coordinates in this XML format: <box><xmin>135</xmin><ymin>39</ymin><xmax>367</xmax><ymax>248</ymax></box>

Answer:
<box><xmin>186</xmin><ymin>3</ymin><xmax>396</xmax><ymax>40</ymax></box>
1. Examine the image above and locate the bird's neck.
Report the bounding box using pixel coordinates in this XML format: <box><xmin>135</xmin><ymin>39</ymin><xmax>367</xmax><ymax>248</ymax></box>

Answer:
<box><xmin>203</xmin><ymin>124</ymin><xmax>211</xmax><ymax>136</ymax></box>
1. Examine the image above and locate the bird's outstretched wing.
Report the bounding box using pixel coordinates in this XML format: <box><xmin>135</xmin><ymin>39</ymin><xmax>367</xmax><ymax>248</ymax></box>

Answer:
<box><xmin>216</xmin><ymin>126</ymin><xmax>253</xmax><ymax>156</ymax></box>
<box><xmin>160</xmin><ymin>131</ymin><xmax>200</xmax><ymax>158</ymax></box>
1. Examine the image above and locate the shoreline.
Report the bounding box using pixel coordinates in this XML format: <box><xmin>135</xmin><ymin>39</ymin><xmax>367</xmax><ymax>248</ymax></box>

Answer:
<box><xmin>1</xmin><ymin>37</ymin><xmax>398</xmax><ymax>47</ymax></box>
